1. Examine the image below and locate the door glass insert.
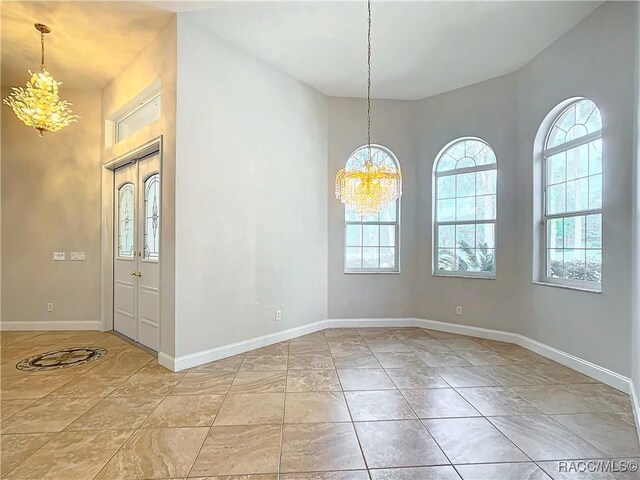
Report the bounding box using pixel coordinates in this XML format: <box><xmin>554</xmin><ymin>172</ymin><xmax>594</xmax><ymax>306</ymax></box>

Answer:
<box><xmin>118</xmin><ymin>183</ymin><xmax>135</xmax><ymax>258</ymax></box>
<box><xmin>144</xmin><ymin>173</ymin><xmax>160</xmax><ymax>260</ymax></box>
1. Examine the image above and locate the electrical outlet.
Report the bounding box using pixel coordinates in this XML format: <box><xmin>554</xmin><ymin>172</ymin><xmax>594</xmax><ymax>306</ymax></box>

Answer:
<box><xmin>47</xmin><ymin>303</ymin><xmax>54</xmax><ymax>312</ymax></box>
<box><xmin>53</xmin><ymin>252</ymin><xmax>65</xmax><ymax>261</ymax></box>
<box><xmin>275</xmin><ymin>310</ymin><xmax>282</xmax><ymax>321</ymax></box>
<box><xmin>70</xmin><ymin>251</ymin><xmax>86</xmax><ymax>261</ymax></box>
<box><xmin>456</xmin><ymin>306</ymin><xmax>462</xmax><ymax>315</ymax></box>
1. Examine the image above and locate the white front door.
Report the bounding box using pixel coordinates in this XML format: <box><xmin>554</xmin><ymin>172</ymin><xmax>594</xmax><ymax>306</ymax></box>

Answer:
<box><xmin>113</xmin><ymin>152</ymin><xmax>160</xmax><ymax>351</ymax></box>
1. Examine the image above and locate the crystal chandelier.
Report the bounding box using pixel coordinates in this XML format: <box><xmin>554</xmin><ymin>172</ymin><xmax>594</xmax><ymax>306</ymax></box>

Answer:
<box><xmin>3</xmin><ymin>23</ymin><xmax>79</xmax><ymax>136</ymax></box>
<box><xmin>335</xmin><ymin>0</ymin><xmax>402</xmax><ymax>216</ymax></box>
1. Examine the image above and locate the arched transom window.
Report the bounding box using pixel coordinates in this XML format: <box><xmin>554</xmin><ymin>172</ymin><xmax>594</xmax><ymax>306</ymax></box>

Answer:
<box><xmin>344</xmin><ymin>145</ymin><xmax>400</xmax><ymax>273</ymax></box>
<box><xmin>542</xmin><ymin>98</ymin><xmax>602</xmax><ymax>287</ymax></box>
<box><xmin>434</xmin><ymin>137</ymin><xmax>497</xmax><ymax>277</ymax></box>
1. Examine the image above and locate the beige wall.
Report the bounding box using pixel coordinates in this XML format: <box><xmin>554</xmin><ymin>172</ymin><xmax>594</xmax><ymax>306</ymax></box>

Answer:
<box><xmin>101</xmin><ymin>17</ymin><xmax>176</xmax><ymax>356</ymax></box>
<box><xmin>1</xmin><ymin>88</ymin><xmax>103</xmax><ymax>328</ymax></box>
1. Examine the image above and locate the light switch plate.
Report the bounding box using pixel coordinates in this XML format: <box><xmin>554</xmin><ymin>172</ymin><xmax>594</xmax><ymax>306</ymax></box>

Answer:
<box><xmin>70</xmin><ymin>252</ymin><xmax>86</xmax><ymax>261</ymax></box>
<box><xmin>53</xmin><ymin>252</ymin><xmax>65</xmax><ymax>261</ymax></box>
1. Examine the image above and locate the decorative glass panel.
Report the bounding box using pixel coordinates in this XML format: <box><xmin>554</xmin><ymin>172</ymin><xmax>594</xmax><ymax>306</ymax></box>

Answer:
<box><xmin>115</xmin><ymin>94</ymin><xmax>161</xmax><ymax>143</ymax></box>
<box><xmin>143</xmin><ymin>174</ymin><xmax>160</xmax><ymax>260</ymax></box>
<box><xmin>542</xmin><ymin>99</ymin><xmax>602</xmax><ymax>286</ymax></box>
<box><xmin>434</xmin><ymin>137</ymin><xmax>497</xmax><ymax>276</ymax></box>
<box><xmin>343</xmin><ymin>145</ymin><xmax>400</xmax><ymax>272</ymax></box>
<box><xmin>118</xmin><ymin>183</ymin><xmax>134</xmax><ymax>258</ymax></box>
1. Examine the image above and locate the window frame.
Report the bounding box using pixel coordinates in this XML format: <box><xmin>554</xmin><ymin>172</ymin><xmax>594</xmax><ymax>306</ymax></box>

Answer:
<box><xmin>540</xmin><ymin>99</ymin><xmax>603</xmax><ymax>291</ymax></box>
<box><xmin>343</xmin><ymin>144</ymin><xmax>401</xmax><ymax>274</ymax></box>
<box><xmin>433</xmin><ymin>137</ymin><xmax>497</xmax><ymax>279</ymax></box>
<box><xmin>114</xmin><ymin>91</ymin><xmax>161</xmax><ymax>144</ymax></box>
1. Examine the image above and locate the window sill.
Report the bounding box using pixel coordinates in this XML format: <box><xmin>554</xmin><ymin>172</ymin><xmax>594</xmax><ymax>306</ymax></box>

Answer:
<box><xmin>344</xmin><ymin>270</ymin><xmax>400</xmax><ymax>275</ymax></box>
<box><xmin>533</xmin><ymin>281</ymin><xmax>601</xmax><ymax>294</ymax></box>
<box><xmin>432</xmin><ymin>273</ymin><xmax>496</xmax><ymax>280</ymax></box>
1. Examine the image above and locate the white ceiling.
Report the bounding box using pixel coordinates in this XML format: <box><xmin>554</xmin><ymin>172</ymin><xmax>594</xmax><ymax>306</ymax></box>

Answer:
<box><xmin>154</xmin><ymin>0</ymin><xmax>602</xmax><ymax>100</ymax></box>
<box><xmin>1</xmin><ymin>1</ymin><xmax>172</xmax><ymax>89</ymax></box>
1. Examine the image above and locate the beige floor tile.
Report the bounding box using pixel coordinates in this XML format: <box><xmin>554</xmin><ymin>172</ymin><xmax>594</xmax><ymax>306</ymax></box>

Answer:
<box><xmin>0</xmin><ymin>432</ymin><xmax>55</xmax><ymax>476</ymax></box>
<box><xmin>433</xmin><ymin>367</ymin><xmax>501</xmax><ymax>388</ymax></box>
<box><xmin>170</xmin><ymin>372</ymin><xmax>235</xmax><ymax>395</ymax></box>
<box><xmin>401</xmin><ymin>388</ymin><xmax>480</xmax><ymax>419</ymax></box>
<box><xmin>199</xmin><ymin>475</ymin><xmax>278</xmax><ymax>480</ymax></box>
<box><xmin>337</xmin><ymin>368</ymin><xmax>396</xmax><ymax>391</ymax></box>
<box><xmin>136</xmin><ymin>362</ymin><xmax>185</xmax><ymax>376</ymax></box>
<box><xmin>0</xmin><ymin>331</ymin><xmax>46</xmax><ymax>346</ymax></box>
<box><xmin>110</xmin><ymin>373</ymin><xmax>179</xmax><ymax>397</ymax></box>
<box><xmin>95</xmin><ymin>427</ymin><xmax>208</xmax><ymax>479</ymax></box>
<box><xmin>188</xmin><ymin>355</ymin><xmax>245</xmax><ymax>373</ymax></box>
<box><xmin>229</xmin><ymin>371</ymin><xmax>286</xmax><ymax>393</ymax></box>
<box><xmin>552</xmin><ymin>412</ymin><xmax>640</xmax><ymax>457</ymax></box>
<box><xmin>401</xmin><ymin>339</ymin><xmax>457</xmax><ymax>353</ymax></box>
<box><xmin>538</xmin><ymin>458</ymin><xmax>640</xmax><ymax>479</ymax></box>
<box><xmin>369</xmin><ymin>466</ymin><xmax>461</xmax><ymax>480</ymax></box>
<box><xmin>457</xmin><ymin>348</ymin><xmax>514</xmax><ymax>366</ymax></box>
<box><xmin>47</xmin><ymin>373</ymin><xmax>130</xmax><ymax>397</ymax></box>
<box><xmin>214</xmin><ymin>393</ymin><xmax>284</xmax><ymax>425</ymax></box>
<box><xmin>512</xmin><ymin>384</ymin><xmax>632</xmax><ymax>414</ymax></box>
<box><xmin>357</xmin><ymin>328</ymin><xmax>396</xmax><ymax>340</ymax></box>
<box><xmin>281</xmin><ymin>473</ymin><xmax>369</xmax><ymax>480</ymax></box>
<box><xmin>289</xmin><ymin>342</ymin><xmax>331</xmax><ymax>355</ymax></box>
<box><xmin>438</xmin><ymin>339</ymin><xmax>485</xmax><ymax>352</ymax></box>
<box><xmin>374</xmin><ymin>352</ymin><xmax>426</xmax><ymax>369</ymax></box>
<box><xmin>3</xmin><ymin>429</ymin><xmax>133</xmax><ymax>480</ymax></box>
<box><xmin>190</xmin><ymin>425</ymin><xmax>281</xmax><ymax>476</ymax></box>
<box><xmin>141</xmin><ymin>394</ymin><xmax>224</xmax><ymax>428</ymax></box>
<box><xmin>345</xmin><ymin>390</ymin><xmax>416</xmax><ymax>421</ymax></box>
<box><xmin>330</xmin><ymin>351</ymin><xmax>381</xmax><ymax>369</ymax></box>
<box><xmin>288</xmin><ymin>354</ymin><xmax>335</xmax><ymax>370</ymax></box>
<box><xmin>0</xmin><ymin>400</ymin><xmax>36</xmax><ymax>421</ymax></box>
<box><xmin>66</xmin><ymin>396</ymin><xmax>162</xmax><ymax>430</ymax></box>
<box><xmin>327</xmin><ymin>340</ymin><xmax>370</xmax><ymax>355</ymax></box>
<box><xmin>324</xmin><ymin>328</ymin><xmax>361</xmax><ymax>340</ymax></box>
<box><xmin>413</xmin><ymin>350</ymin><xmax>473</xmax><ymax>367</ymax></box>
<box><xmin>488</xmin><ymin>415</ymin><xmax>606</xmax><ymax>461</ymax></box>
<box><xmin>290</xmin><ymin>332</ymin><xmax>327</xmax><ymax>343</ymax></box>
<box><xmin>392</xmin><ymin>329</ymin><xmax>435</xmax><ymax>340</ymax></box>
<box><xmin>1</xmin><ymin>396</ymin><xmax>100</xmax><ymax>433</ymax></box>
<box><xmin>0</xmin><ymin>372</ymin><xmax>79</xmax><ymax>399</ymax></box>
<box><xmin>286</xmin><ymin>369</ymin><xmax>342</xmax><ymax>392</ymax></box>
<box><xmin>365</xmin><ymin>340</ymin><xmax>412</xmax><ymax>353</ymax></box>
<box><xmin>523</xmin><ymin>361</ymin><xmax>599</xmax><ymax>384</ymax></box>
<box><xmin>246</xmin><ymin>341</ymin><xmax>290</xmax><ymax>356</ymax></box>
<box><xmin>420</xmin><ymin>329</ymin><xmax>470</xmax><ymax>340</ymax></box>
<box><xmin>355</xmin><ymin>420</ymin><xmax>448</xmax><ymax>468</ymax></box>
<box><xmin>480</xmin><ymin>364</ymin><xmax>552</xmax><ymax>386</ymax></box>
<box><xmin>284</xmin><ymin>392</ymin><xmax>351</xmax><ymax>423</ymax></box>
<box><xmin>455</xmin><ymin>462</ymin><xmax>549</xmax><ymax>480</ymax></box>
<box><xmin>423</xmin><ymin>417</ymin><xmax>528</xmax><ymax>464</ymax></box>
<box><xmin>280</xmin><ymin>423</ymin><xmax>365</xmax><ymax>472</ymax></box>
<box><xmin>88</xmin><ymin>349</ymin><xmax>153</xmax><ymax>376</ymax></box>
<box><xmin>240</xmin><ymin>355</ymin><xmax>288</xmax><ymax>371</ymax></box>
<box><xmin>385</xmin><ymin>367</ymin><xmax>449</xmax><ymax>389</ymax></box>
<box><xmin>456</xmin><ymin>387</ymin><xmax>541</xmax><ymax>416</ymax></box>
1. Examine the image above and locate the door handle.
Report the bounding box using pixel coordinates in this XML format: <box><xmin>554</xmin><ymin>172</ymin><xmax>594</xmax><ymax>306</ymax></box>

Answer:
<box><xmin>130</xmin><ymin>271</ymin><xmax>142</xmax><ymax>277</ymax></box>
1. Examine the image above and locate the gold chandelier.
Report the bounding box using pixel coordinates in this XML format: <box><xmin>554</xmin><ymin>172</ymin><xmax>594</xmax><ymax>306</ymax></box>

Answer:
<box><xmin>334</xmin><ymin>0</ymin><xmax>402</xmax><ymax>216</ymax></box>
<box><xmin>3</xmin><ymin>23</ymin><xmax>79</xmax><ymax>136</ymax></box>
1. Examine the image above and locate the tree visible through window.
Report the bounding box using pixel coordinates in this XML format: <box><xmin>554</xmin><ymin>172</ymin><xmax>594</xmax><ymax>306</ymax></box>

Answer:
<box><xmin>433</xmin><ymin>138</ymin><xmax>497</xmax><ymax>277</ymax></box>
<box><xmin>542</xmin><ymin>99</ymin><xmax>602</xmax><ymax>286</ymax></box>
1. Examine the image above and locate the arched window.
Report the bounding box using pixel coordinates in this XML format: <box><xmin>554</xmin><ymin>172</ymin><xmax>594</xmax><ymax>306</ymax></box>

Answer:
<box><xmin>434</xmin><ymin>137</ymin><xmax>497</xmax><ymax>277</ymax></box>
<box><xmin>344</xmin><ymin>145</ymin><xmax>400</xmax><ymax>273</ymax></box>
<box><xmin>542</xmin><ymin>98</ymin><xmax>602</xmax><ymax>287</ymax></box>
<box><xmin>117</xmin><ymin>183</ymin><xmax>135</xmax><ymax>258</ymax></box>
<box><xmin>143</xmin><ymin>174</ymin><xmax>160</xmax><ymax>260</ymax></box>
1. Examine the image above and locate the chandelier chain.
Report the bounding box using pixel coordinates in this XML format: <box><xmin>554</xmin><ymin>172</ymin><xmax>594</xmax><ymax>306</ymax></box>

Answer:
<box><xmin>367</xmin><ymin>0</ymin><xmax>372</xmax><ymax>150</ymax></box>
<box><xmin>40</xmin><ymin>29</ymin><xmax>45</xmax><ymax>70</ymax></box>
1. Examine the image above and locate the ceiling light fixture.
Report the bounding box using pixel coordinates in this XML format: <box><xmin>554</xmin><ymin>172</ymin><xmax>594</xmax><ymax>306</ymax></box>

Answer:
<box><xmin>335</xmin><ymin>0</ymin><xmax>402</xmax><ymax>216</ymax></box>
<box><xmin>3</xmin><ymin>23</ymin><xmax>79</xmax><ymax>136</ymax></box>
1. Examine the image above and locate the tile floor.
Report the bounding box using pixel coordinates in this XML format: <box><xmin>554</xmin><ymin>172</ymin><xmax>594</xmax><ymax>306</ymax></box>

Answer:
<box><xmin>0</xmin><ymin>328</ymin><xmax>638</xmax><ymax>479</ymax></box>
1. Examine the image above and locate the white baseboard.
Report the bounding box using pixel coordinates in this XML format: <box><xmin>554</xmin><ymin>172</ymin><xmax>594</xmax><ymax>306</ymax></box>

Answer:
<box><xmin>0</xmin><ymin>320</ymin><xmax>103</xmax><ymax>331</ymax></box>
<box><xmin>159</xmin><ymin>320</ymin><xmax>328</xmax><ymax>371</ymax></box>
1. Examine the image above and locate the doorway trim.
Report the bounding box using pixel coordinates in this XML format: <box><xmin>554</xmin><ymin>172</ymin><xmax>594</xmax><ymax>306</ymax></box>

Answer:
<box><xmin>101</xmin><ymin>136</ymin><xmax>163</xmax><ymax>350</ymax></box>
